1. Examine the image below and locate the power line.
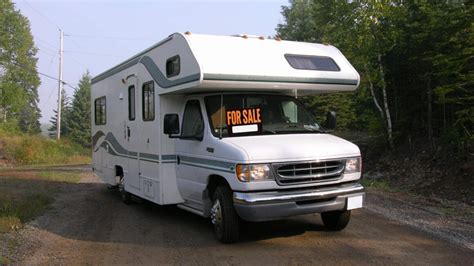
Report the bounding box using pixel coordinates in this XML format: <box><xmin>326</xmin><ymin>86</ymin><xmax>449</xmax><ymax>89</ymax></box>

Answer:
<box><xmin>64</xmin><ymin>50</ymin><xmax>122</xmax><ymax>58</ymax></box>
<box><xmin>1</xmin><ymin>59</ymin><xmax>77</xmax><ymax>90</ymax></box>
<box><xmin>67</xmin><ymin>55</ymin><xmax>89</xmax><ymax>72</ymax></box>
<box><xmin>41</xmin><ymin>85</ymin><xmax>57</xmax><ymax>111</ymax></box>
<box><xmin>21</xmin><ymin>0</ymin><xmax>60</xmax><ymax>30</ymax></box>
<box><xmin>37</xmin><ymin>44</ymin><xmax>59</xmax><ymax>57</ymax></box>
<box><xmin>64</xmin><ymin>34</ymin><xmax>83</xmax><ymax>49</ymax></box>
<box><xmin>35</xmin><ymin>37</ymin><xmax>58</xmax><ymax>51</ymax></box>
<box><xmin>64</xmin><ymin>34</ymin><xmax>155</xmax><ymax>42</ymax></box>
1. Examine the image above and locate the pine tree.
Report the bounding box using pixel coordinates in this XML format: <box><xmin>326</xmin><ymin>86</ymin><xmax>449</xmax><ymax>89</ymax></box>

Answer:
<box><xmin>67</xmin><ymin>72</ymin><xmax>91</xmax><ymax>147</ymax></box>
<box><xmin>48</xmin><ymin>88</ymin><xmax>70</xmax><ymax>138</ymax></box>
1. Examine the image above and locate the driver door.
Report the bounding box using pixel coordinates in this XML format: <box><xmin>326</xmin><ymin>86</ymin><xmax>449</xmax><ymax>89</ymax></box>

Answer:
<box><xmin>175</xmin><ymin>100</ymin><xmax>206</xmax><ymax>210</ymax></box>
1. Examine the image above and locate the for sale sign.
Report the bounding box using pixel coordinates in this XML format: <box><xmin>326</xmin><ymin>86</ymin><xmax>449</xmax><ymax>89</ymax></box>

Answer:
<box><xmin>226</xmin><ymin>108</ymin><xmax>263</xmax><ymax>136</ymax></box>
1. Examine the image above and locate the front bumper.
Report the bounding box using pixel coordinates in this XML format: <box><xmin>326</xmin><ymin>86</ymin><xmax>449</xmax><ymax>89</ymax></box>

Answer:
<box><xmin>233</xmin><ymin>182</ymin><xmax>364</xmax><ymax>222</ymax></box>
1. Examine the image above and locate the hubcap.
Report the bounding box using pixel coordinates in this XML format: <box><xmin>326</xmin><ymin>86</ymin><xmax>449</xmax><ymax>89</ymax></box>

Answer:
<box><xmin>118</xmin><ymin>178</ymin><xmax>125</xmax><ymax>197</ymax></box>
<box><xmin>210</xmin><ymin>199</ymin><xmax>222</xmax><ymax>227</ymax></box>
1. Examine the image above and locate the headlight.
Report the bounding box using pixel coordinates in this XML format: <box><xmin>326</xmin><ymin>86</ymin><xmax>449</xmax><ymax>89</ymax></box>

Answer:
<box><xmin>345</xmin><ymin>157</ymin><xmax>361</xmax><ymax>173</ymax></box>
<box><xmin>236</xmin><ymin>164</ymin><xmax>273</xmax><ymax>182</ymax></box>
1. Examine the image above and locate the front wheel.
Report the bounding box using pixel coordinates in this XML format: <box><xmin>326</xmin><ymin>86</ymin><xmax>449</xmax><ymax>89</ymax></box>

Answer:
<box><xmin>321</xmin><ymin>210</ymin><xmax>351</xmax><ymax>231</ymax></box>
<box><xmin>210</xmin><ymin>186</ymin><xmax>240</xmax><ymax>243</ymax></box>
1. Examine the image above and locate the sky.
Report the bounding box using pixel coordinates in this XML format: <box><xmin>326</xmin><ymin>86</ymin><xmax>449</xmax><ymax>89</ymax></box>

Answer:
<box><xmin>12</xmin><ymin>0</ymin><xmax>288</xmax><ymax>124</ymax></box>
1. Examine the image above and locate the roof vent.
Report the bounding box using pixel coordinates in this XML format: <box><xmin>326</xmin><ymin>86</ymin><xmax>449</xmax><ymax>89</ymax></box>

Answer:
<box><xmin>231</xmin><ymin>34</ymin><xmax>261</xmax><ymax>39</ymax></box>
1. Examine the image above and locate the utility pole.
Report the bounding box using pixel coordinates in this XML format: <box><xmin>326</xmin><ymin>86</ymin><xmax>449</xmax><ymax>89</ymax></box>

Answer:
<box><xmin>56</xmin><ymin>29</ymin><xmax>64</xmax><ymax>141</ymax></box>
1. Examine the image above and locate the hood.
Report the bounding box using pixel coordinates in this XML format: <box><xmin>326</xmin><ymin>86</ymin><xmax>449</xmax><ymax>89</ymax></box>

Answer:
<box><xmin>223</xmin><ymin>134</ymin><xmax>360</xmax><ymax>162</ymax></box>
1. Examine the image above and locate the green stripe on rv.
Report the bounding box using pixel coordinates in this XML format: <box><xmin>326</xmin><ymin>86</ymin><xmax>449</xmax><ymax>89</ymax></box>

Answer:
<box><xmin>179</xmin><ymin>155</ymin><xmax>235</xmax><ymax>173</ymax></box>
<box><xmin>91</xmin><ymin>55</ymin><xmax>201</xmax><ymax>88</ymax></box>
<box><xmin>91</xmin><ymin>36</ymin><xmax>173</xmax><ymax>84</ymax></box>
<box><xmin>139</xmin><ymin>56</ymin><xmax>201</xmax><ymax>88</ymax></box>
<box><xmin>203</xmin><ymin>73</ymin><xmax>358</xmax><ymax>86</ymax></box>
<box><xmin>94</xmin><ymin>132</ymin><xmax>235</xmax><ymax>172</ymax></box>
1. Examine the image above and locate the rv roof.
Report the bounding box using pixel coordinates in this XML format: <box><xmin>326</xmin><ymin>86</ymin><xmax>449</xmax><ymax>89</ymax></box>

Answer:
<box><xmin>92</xmin><ymin>33</ymin><xmax>360</xmax><ymax>94</ymax></box>
<box><xmin>185</xmin><ymin>34</ymin><xmax>359</xmax><ymax>92</ymax></box>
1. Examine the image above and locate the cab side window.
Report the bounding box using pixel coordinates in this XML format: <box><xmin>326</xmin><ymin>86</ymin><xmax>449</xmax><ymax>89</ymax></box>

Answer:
<box><xmin>181</xmin><ymin>100</ymin><xmax>204</xmax><ymax>139</ymax></box>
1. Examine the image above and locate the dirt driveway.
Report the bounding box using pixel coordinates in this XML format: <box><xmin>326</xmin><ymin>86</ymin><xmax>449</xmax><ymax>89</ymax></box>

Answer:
<box><xmin>8</xmin><ymin>168</ymin><xmax>474</xmax><ymax>265</ymax></box>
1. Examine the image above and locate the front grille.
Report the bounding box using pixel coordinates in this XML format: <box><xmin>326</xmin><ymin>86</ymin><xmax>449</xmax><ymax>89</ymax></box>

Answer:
<box><xmin>274</xmin><ymin>160</ymin><xmax>344</xmax><ymax>185</ymax></box>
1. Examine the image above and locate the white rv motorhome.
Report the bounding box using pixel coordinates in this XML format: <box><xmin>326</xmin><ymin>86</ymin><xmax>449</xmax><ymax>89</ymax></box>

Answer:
<box><xmin>91</xmin><ymin>32</ymin><xmax>364</xmax><ymax>243</ymax></box>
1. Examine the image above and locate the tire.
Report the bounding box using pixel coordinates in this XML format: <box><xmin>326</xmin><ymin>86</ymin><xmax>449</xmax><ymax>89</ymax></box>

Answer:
<box><xmin>210</xmin><ymin>186</ymin><xmax>240</xmax><ymax>243</ymax></box>
<box><xmin>118</xmin><ymin>176</ymin><xmax>132</xmax><ymax>204</ymax></box>
<box><xmin>321</xmin><ymin>210</ymin><xmax>351</xmax><ymax>231</ymax></box>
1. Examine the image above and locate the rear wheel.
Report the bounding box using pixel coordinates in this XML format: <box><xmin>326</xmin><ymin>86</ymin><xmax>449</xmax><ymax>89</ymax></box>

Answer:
<box><xmin>118</xmin><ymin>176</ymin><xmax>132</xmax><ymax>204</ymax></box>
<box><xmin>321</xmin><ymin>210</ymin><xmax>351</xmax><ymax>231</ymax></box>
<box><xmin>210</xmin><ymin>186</ymin><xmax>240</xmax><ymax>243</ymax></box>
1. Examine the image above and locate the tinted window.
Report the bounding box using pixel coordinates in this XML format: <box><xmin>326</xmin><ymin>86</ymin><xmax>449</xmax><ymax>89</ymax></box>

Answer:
<box><xmin>285</xmin><ymin>54</ymin><xmax>340</xmax><ymax>71</ymax></box>
<box><xmin>94</xmin><ymin>96</ymin><xmax>106</xmax><ymax>125</ymax></box>
<box><xmin>181</xmin><ymin>100</ymin><xmax>204</xmax><ymax>139</ymax></box>
<box><xmin>128</xmin><ymin>85</ymin><xmax>135</xmax><ymax>121</ymax></box>
<box><xmin>142</xmin><ymin>81</ymin><xmax>154</xmax><ymax>121</ymax></box>
<box><xmin>166</xmin><ymin>55</ymin><xmax>180</xmax><ymax>78</ymax></box>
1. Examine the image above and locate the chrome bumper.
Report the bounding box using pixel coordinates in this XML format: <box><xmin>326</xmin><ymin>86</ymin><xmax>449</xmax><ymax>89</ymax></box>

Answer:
<box><xmin>232</xmin><ymin>182</ymin><xmax>365</xmax><ymax>222</ymax></box>
<box><xmin>234</xmin><ymin>182</ymin><xmax>364</xmax><ymax>205</ymax></box>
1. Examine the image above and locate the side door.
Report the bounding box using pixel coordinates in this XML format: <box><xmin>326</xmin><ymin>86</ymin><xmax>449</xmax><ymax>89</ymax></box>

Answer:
<box><xmin>125</xmin><ymin>82</ymin><xmax>140</xmax><ymax>190</ymax></box>
<box><xmin>175</xmin><ymin>100</ymin><xmax>207</xmax><ymax>209</ymax></box>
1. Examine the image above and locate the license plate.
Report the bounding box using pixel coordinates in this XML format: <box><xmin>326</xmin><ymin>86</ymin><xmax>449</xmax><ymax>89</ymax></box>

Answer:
<box><xmin>347</xmin><ymin>195</ymin><xmax>363</xmax><ymax>210</ymax></box>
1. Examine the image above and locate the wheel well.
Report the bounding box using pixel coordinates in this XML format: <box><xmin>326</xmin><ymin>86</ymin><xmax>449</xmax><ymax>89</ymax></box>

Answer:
<box><xmin>115</xmin><ymin>165</ymin><xmax>124</xmax><ymax>177</ymax></box>
<box><xmin>206</xmin><ymin>175</ymin><xmax>229</xmax><ymax>200</ymax></box>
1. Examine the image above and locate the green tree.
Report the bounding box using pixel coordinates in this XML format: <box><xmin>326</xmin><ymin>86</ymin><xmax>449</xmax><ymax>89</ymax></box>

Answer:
<box><xmin>0</xmin><ymin>0</ymin><xmax>41</xmax><ymax>133</ymax></box>
<box><xmin>278</xmin><ymin>1</ymin><xmax>361</xmax><ymax>132</ymax></box>
<box><xmin>67</xmin><ymin>72</ymin><xmax>91</xmax><ymax>147</ymax></box>
<box><xmin>388</xmin><ymin>2</ymin><xmax>473</xmax><ymax>149</ymax></box>
<box><xmin>277</xmin><ymin>1</ymin><xmax>473</xmax><ymax>150</ymax></box>
<box><xmin>48</xmin><ymin>88</ymin><xmax>70</xmax><ymax>138</ymax></box>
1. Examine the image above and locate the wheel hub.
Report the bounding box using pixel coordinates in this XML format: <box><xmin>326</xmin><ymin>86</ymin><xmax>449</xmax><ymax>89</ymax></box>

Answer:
<box><xmin>210</xmin><ymin>199</ymin><xmax>222</xmax><ymax>226</ymax></box>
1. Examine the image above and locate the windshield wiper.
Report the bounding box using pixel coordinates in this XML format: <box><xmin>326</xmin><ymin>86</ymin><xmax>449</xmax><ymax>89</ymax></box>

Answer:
<box><xmin>284</xmin><ymin>124</ymin><xmax>326</xmax><ymax>133</ymax></box>
<box><xmin>262</xmin><ymin>129</ymin><xmax>277</xmax><ymax>134</ymax></box>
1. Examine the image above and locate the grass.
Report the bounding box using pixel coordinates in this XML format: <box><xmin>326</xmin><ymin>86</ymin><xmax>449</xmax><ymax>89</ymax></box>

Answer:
<box><xmin>0</xmin><ymin>255</ymin><xmax>8</xmax><ymax>265</ymax></box>
<box><xmin>0</xmin><ymin>134</ymin><xmax>91</xmax><ymax>166</ymax></box>
<box><xmin>361</xmin><ymin>178</ymin><xmax>396</xmax><ymax>192</ymax></box>
<box><xmin>0</xmin><ymin>124</ymin><xmax>91</xmax><ymax>167</ymax></box>
<box><xmin>37</xmin><ymin>171</ymin><xmax>82</xmax><ymax>183</ymax></box>
<box><xmin>0</xmin><ymin>170</ymin><xmax>82</xmax><ymax>234</ymax></box>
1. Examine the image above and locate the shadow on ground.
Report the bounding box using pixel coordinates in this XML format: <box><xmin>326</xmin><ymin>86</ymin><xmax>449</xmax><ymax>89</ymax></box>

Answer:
<box><xmin>2</xmin><ymin>170</ymin><xmax>473</xmax><ymax>265</ymax></box>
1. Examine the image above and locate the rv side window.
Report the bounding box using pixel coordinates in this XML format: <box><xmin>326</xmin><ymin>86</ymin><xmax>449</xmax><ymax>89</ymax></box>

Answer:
<box><xmin>128</xmin><ymin>85</ymin><xmax>135</xmax><ymax>121</ymax></box>
<box><xmin>142</xmin><ymin>81</ymin><xmax>155</xmax><ymax>121</ymax></box>
<box><xmin>285</xmin><ymin>54</ymin><xmax>340</xmax><ymax>71</ymax></box>
<box><xmin>166</xmin><ymin>55</ymin><xmax>180</xmax><ymax>78</ymax></box>
<box><xmin>94</xmin><ymin>96</ymin><xmax>106</xmax><ymax>125</ymax></box>
<box><xmin>181</xmin><ymin>100</ymin><xmax>204</xmax><ymax>139</ymax></box>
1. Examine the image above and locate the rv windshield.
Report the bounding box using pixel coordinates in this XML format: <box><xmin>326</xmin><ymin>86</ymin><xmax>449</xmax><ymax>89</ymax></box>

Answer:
<box><xmin>204</xmin><ymin>94</ymin><xmax>323</xmax><ymax>138</ymax></box>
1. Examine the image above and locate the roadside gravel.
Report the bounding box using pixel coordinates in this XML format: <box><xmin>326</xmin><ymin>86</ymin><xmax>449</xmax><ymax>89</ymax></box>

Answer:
<box><xmin>1</xmin><ymin>168</ymin><xmax>472</xmax><ymax>265</ymax></box>
<box><xmin>365</xmin><ymin>189</ymin><xmax>474</xmax><ymax>250</ymax></box>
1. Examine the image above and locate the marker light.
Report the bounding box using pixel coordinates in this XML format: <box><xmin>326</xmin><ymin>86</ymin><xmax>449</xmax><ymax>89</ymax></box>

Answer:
<box><xmin>236</xmin><ymin>164</ymin><xmax>273</xmax><ymax>182</ymax></box>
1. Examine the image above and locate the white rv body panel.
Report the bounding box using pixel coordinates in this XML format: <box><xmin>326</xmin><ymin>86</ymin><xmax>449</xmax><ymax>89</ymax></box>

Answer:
<box><xmin>185</xmin><ymin>34</ymin><xmax>360</xmax><ymax>94</ymax></box>
<box><xmin>91</xmin><ymin>33</ymin><xmax>364</xmax><ymax>227</ymax></box>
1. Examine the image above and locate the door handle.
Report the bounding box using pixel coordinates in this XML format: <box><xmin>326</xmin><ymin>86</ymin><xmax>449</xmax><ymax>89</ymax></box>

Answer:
<box><xmin>127</xmin><ymin>126</ymin><xmax>131</xmax><ymax>141</ymax></box>
<box><xmin>176</xmin><ymin>156</ymin><xmax>180</xmax><ymax>165</ymax></box>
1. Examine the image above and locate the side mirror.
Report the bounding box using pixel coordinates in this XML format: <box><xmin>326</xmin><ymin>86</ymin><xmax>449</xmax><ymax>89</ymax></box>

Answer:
<box><xmin>164</xmin><ymin>114</ymin><xmax>180</xmax><ymax>136</ymax></box>
<box><xmin>324</xmin><ymin>111</ymin><xmax>336</xmax><ymax>131</ymax></box>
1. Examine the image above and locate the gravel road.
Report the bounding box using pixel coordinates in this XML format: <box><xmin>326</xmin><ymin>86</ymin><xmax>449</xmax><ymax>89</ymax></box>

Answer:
<box><xmin>8</xmin><ymin>169</ymin><xmax>474</xmax><ymax>265</ymax></box>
